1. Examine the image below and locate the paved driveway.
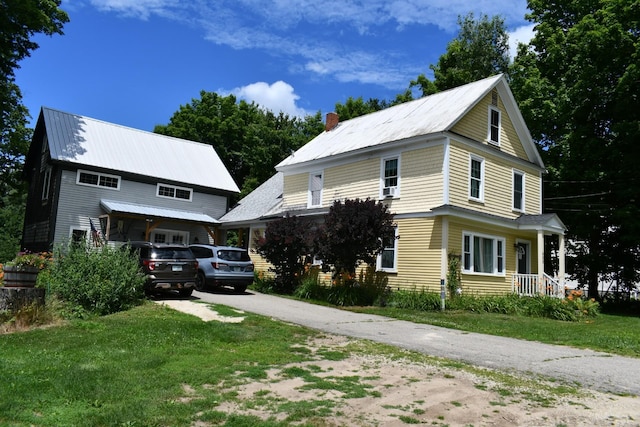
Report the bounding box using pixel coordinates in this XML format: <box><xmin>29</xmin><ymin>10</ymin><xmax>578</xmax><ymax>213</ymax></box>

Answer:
<box><xmin>193</xmin><ymin>290</ymin><xmax>640</xmax><ymax>395</ymax></box>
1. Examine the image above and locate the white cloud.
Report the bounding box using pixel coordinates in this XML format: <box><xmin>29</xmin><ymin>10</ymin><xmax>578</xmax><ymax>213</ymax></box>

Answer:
<box><xmin>231</xmin><ymin>81</ymin><xmax>310</xmax><ymax>117</ymax></box>
<box><xmin>508</xmin><ymin>24</ymin><xmax>536</xmax><ymax>59</ymax></box>
<box><xmin>85</xmin><ymin>0</ymin><xmax>531</xmax><ymax>87</ymax></box>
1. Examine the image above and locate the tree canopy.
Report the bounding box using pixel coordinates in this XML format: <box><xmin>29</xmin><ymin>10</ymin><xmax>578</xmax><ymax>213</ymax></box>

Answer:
<box><xmin>510</xmin><ymin>0</ymin><xmax>640</xmax><ymax>298</ymax></box>
<box><xmin>0</xmin><ymin>0</ymin><xmax>68</xmax><ymax>261</ymax></box>
<box><xmin>154</xmin><ymin>92</ymin><xmax>324</xmax><ymax>197</ymax></box>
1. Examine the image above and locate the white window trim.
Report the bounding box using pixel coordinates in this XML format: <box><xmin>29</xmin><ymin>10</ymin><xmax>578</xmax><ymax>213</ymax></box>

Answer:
<box><xmin>469</xmin><ymin>155</ymin><xmax>485</xmax><ymax>202</ymax></box>
<box><xmin>156</xmin><ymin>183</ymin><xmax>193</xmax><ymax>202</ymax></box>
<box><xmin>513</xmin><ymin>169</ymin><xmax>525</xmax><ymax>213</ymax></box>
<box><xmin>151</xmin><ymin>228</ymin><xmax>190</xmax><ymax>244</ymax></box>
<box><xmin>380</xmin><ymin>155</ymin><xmax>401</xmax><ymax>199</ymax></box>
<box><xmin>488</xmin><ymin>106</ymin><xmax>501</xmax><ymax>146</ymax></box>
<box><xmin>307</xmin><ymin>171</ymin><xmax>323</xmax><ymax>208</ymax></box>
<box><xmin>462</xmin><ymin>231</ymin><xmax>506</xmax><ymax>276</ymax></box>
<box><xmin>41</xmin><ymin>167</ymin><xmax>51</xmax><ymax>201</ymax></box>
<box><xmin>76</xmin><ymin>169</ymin><xmax>121</xmax><ymax>191</ymax></box>
<box><xmin>69</xmin><ymin>226</ymin><xmax>88</xmax><ymax>243</ymax></box>
<box><xmin>377</xmin><ymin>226</ymin><xmax>399</xmax><ymax>273</ymax></box>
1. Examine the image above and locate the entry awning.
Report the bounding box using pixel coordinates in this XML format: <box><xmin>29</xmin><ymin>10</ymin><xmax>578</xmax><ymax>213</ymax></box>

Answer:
<box><xmin>100</xmin><ymin>199</ymin><xmax>220</xmax><ymax>225</ymax></box>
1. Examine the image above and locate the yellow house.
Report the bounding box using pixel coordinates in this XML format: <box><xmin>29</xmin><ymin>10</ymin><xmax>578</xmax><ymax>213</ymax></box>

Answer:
<box><xmin>220</xmin><ymin>74</ymin><xmax>566</xmax><ymax>296</ymax></box>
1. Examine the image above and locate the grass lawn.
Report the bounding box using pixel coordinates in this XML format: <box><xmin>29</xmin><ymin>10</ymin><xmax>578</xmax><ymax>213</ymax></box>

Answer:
<box><xmin>0</xmin><ymin>303</ymin><xmax>321</xmax><ymax>426</ymax></box>
<box><xmin>1</xmin><ymin>299</ymin><xmax>639</xmax><ymax>425</ymax></box>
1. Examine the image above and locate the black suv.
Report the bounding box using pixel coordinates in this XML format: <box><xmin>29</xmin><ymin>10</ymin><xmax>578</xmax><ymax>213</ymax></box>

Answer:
<box><xmin>127</xmin><ymin>241</ymin><xmax>198</xmax><ymax>297</ymax></box>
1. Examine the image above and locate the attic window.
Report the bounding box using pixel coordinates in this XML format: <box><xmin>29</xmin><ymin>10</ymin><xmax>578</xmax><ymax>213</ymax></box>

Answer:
<box><xmin>157</xmin><ymin>183</ymin><xmax>193</xmax><ymax>201</ymax></box>
<box><xmin>77</xmin><ymin>170</ymin><xmax>120</xmax><ymax>190</ymax></box>
<box><xmin>488</xmin><ymin>107</ymin><xmax>501</xmax><ymax>145</ymax></box>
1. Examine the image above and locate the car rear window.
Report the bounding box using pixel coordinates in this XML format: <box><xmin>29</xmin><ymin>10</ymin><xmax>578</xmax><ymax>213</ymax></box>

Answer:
<box><xmin>217</xmin><ymin>250</ymin><xmax>250</xmax><ymax>262</ymax></box>
<box><xmin>152</xmin><ymin>248</ymin><xmax>194</xmax><ymax>260</ymax></box>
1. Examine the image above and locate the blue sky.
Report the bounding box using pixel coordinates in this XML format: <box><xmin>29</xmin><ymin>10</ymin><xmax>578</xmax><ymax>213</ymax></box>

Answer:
<box><xmin>16</xmin><ymin>0</ymin><xmax>535</xmax><ymax>132</ymax></box>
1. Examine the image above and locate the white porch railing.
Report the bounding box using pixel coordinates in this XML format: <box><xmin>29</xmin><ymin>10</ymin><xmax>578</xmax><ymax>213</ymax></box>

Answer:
<box><xmin>512</xmin><ymin>273</ymin><xmax>563</xmax><ymax>297</ymax></box>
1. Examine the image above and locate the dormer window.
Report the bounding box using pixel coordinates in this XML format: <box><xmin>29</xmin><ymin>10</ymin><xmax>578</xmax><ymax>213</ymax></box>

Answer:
<box><xmin>488</xmin><ymin>106</ymin><xmax>501</xmax><ymax>145</ymax></box>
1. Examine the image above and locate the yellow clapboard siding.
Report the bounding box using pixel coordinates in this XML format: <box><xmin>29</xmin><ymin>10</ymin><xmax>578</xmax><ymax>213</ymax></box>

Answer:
<box><xmin>386</xmin><ymin>217</ymin><xmax>443</xmax><ymax>292</ymax></box>
<box><xmin>448</xmin><ymin>141</ymin><xmax>542</xmax><ymax>217</ymax></box>
<box><xmin>283</xmin><ymin>173</ymin><xmax>309</xmax><ymax>207</ymax></box>
<box><xmin>451</xmin><ymin>91</ymin><xmax>528</xmax><ymax>159</ymax></box>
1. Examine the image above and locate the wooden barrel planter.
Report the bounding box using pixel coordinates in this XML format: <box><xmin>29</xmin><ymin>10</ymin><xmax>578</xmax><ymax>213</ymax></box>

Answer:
<box><xmin>2</xmin><ymin>265</ymin><xmax>40</xmax><ymax>288</ymax></box>
<box><xmin>1</xmin><ymin>266</ymin><xmax>45</xmax><ymax>313</ymax></box>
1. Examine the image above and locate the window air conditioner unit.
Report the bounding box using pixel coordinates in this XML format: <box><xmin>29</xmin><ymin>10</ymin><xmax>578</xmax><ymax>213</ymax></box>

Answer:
<box><xmin>383</xmin><ymin>186</ymin><xmax>397</xmax><ymax>197</ymax></box>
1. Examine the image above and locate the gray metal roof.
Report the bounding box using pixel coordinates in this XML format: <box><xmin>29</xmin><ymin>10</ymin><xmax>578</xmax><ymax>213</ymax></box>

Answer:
<box><xmin>277</xmin><ymin>74</ymin><xmax>543</xmax><ymax>170</ymax></box>
<box><xmin>41</xmin><ymin>107</ymin><xmax>239</xmax><ymax>193</ymax></box>
<box><xmin>219</xmin><ymin>173</ymin><xmax>283</xmax><ymax>225</ymax></box>
<box><xmin>100</xmin><ymin>199</ymin><xmax>219</xmax><ymax>224</ymax></box>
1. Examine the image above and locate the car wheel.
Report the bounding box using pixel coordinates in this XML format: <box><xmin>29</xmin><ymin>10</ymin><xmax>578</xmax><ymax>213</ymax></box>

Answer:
<box><xmin>179</xmin><ymin>288</ymin><xmax>193</xmax><ymax>297</ymax></box>
<box><xmin>234</xmin><ymin>284</ymin><xmax>247</xmax><ymax>293</ymax></box>
<box><xmin>195</xmin><ymin>272</ymin><xmax>206</xmax><ymax>291</ymax></box>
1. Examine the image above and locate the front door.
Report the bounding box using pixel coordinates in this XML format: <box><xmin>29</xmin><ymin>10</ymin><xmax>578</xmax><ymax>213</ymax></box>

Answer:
<box><xmin>516</xmin><ymin>242</ymin><xmax>530</xmax><ymax>274</ymax></box>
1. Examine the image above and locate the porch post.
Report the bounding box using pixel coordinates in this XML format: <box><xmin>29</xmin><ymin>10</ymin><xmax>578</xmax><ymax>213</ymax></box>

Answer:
<box><xmin>537</xmin><ymin>230</ymin><xmax>544</xmax><ymax>294</ymax></box>
<box><xmin>558</xmin><ymin>233</ymin><xmax>566</xmax><ymax>291</ymax></box>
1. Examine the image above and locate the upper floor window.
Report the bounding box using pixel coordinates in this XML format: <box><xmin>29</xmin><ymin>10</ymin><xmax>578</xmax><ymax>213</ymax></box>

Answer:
<box><xmin>377</xmin><ymin>226</ymin><xmax>399</xmax><ymax>272</ymax></box>
<box><xmin>308</xmin><ymin>171</ymin><xmax>323</xmax><ymax>207</ymax></box>
<box><xmin>41</xmin><ymin>167</ymin><xmax>51</xmax><ymax>201</ymax></box>
<box><xmin>381</xmin><ymin>156</ymin><xmax>399</xmax><ymax>198</ymax></box>
<box><xmin>463</xmin><ymin>232</ymin><xmax>505</xmax><ymax>275</ymax></box>
<box><xmin>469</xmin><ymin>155</ymin><xmax>484</xmax><ymax>202</ymax></box>
<box><xmin>76</xmin><ymin>169</ymin><xmax>120</xmax><ymax>190</ymax></box>
<box><xmin>513</xmin><ymin>170</ymin><xmax>524</xmax><ymax>212</ymax></box>
<box><xmin>488</xmin><ymin>107</ymin><xmax>501</xmax><ymax>145</ymax></box>
<box><xmin>157</xmin><ymin>183</ymin><xmax>192</xmax><ymax>201</ymax></box>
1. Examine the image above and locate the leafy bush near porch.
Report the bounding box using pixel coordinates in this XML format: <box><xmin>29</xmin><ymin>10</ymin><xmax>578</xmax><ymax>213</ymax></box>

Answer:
<box><xmin>387</xmin><ymin>290</ymin><xmax>599</xmax><ymax>321</ymax></box>
<box><xmin>294</xmin><ymin>266</ymin><xmax>389</xmax><ymax>307</ymax></box>
<box><xmin>45</xmin><ymin>243</ymin><xmax>146</xmax><ymax>317</ymax></box>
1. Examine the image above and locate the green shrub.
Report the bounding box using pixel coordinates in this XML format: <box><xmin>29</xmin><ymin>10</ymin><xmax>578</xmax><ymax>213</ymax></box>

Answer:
<box><xmin>386</xmin><ymin>289</ymin><xmax>599</xmax><ymax>321</ymax></box>
<box><xmin>294</xmin><ymin>266</ymin><xmax>329</xmax><ymax>301</ymax></box>
<box><xmin>324</xmin><ymin>266</ymin><xmax>389</xmax><ymax>306</ymax></box>
<box><xmin>46</xmin><ymin>242</ymin><xmax>145</xmax><ymax>317</ymax></box>
<box><xmin>387</xmin><ymin>289</ymin><xmax>441</xmax><ymax>311</ymax></box>
<box><xmin>251</xmin><ymin>270</ymin><xmax>277</xmax><ymax>294</ymax></box>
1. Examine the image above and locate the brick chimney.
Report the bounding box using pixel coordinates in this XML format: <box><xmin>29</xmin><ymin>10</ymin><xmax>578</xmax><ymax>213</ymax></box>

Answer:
<box><xmin>325</xmin><ymin>112</ymin><xmax>339</xmax><ymax>131</ymax></box>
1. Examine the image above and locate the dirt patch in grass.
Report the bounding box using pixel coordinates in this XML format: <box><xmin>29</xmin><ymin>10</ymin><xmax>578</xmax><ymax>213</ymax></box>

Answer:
<box><xmin>171</xmin><ymin>301</ymin><xmax>640</xmax><ymax>426</ymax></box>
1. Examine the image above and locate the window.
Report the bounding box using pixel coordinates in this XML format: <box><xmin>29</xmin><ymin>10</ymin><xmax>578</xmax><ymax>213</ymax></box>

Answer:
<box><xmin>377</xmin><ymin>226</ymin><xmax>399</xmax><ymax>272</ymax></box>
<box><xmin>488</xmin><ymin>107</ymin><xmax>501</xmax><ymax>145</ymax></box>
<box><xmin>151</xmin><ymin>229</ymin><xmax>188</xmax><ymax>244</ymax></box>
<box><xmin>381</xmin><ymin>157</ymin><xmax>399</xmax><ymax>198</ymax></box>
<box><xmin>463</xmin><ymin>232</ymin><xmax>505</xmax><ymax>275</ymax></box>
<box><xmin>308</xmin><ymin>172</ymin><xmax>323</xmax><ymax>207</ymax></box>
<box><xmin>157</xmin><ymin>183</ymin><xmax>192</xmax><ymax>201</ymax></box>
<box><xmin>469</xmin><ymin>156</ymin><xmax>484</xmax><ymax>201</ymax></box>
<box><xmin>76</xmin><ymin>170</ymin><xmax>120</xmax><ymax>190</ymax></box>
<box><xmin>513</xmin><ymin>170</ymin><xmax>524</xmax><ymax>211</ymax></box>
<box><xmin>41</xmin><ymin>167</ymin><xmax>51</xmax><ymax>201</ymax></box>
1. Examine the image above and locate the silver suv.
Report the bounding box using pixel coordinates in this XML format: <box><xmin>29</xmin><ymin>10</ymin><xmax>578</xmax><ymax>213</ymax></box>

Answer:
<box><xmin>189</xmin><ymin>244</ymin><xmax>254</xmax><ymax>293</ymax></box>
<box><xmin>128</xmin><ymin>241</ymin><xmax>198</xmax><ymax>297</ymax></box>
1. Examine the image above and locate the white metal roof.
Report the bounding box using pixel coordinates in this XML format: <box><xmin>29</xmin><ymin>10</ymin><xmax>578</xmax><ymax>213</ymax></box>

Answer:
<box><xmin>219</xmin><ymin>172</ymin><xmax>283</xmax><ymax>225</ymax></box>
<box><xmin>100</xmin><ymin>199</ymin><xmax>220</xmax><ymax>224</ymax></box>
<box><xmin>41</xmin><ymin>107</ymin><xmax>240</xmax><ymax>193</ymax></box>
<box><xmin>276</xmin><ymin>74</ymin><xmax>543</xmax><ymax>170</ymax></box>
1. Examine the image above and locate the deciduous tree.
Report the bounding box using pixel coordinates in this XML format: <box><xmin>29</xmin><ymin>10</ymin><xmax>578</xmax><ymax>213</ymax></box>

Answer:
<box><xmin>510</xmin><ymin>0</ymin><xmax>640</xmax><ymax>298</ymax></box>
<box><xmin>316</xmin><ymin>198</ymin><xmax>396</xmax><ymax>278</ymax></box>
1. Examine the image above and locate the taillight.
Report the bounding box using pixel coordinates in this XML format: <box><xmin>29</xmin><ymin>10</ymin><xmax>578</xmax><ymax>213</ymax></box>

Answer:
<box><xmin>212</xmin><ymin>262</ymin><xmax>230</xmax><ymax>271</ymax></box>
<box><xmin>143</xmin><ymin>260</ymin><xmax>156</xmax><ymax>271</ymax></box>
<box><xmin>193</xmin><ymin>261</ymin><xmax>198</xmax><ymax>269</ymax></box>
<box><xmin>246</xmin><ymin>264</ymin><xmax>254</xmax><ymax>272</ymax></box>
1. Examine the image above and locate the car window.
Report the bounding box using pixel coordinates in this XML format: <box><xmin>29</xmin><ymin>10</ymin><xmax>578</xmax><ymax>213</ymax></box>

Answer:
<box><xmin>153</xmin><ymin>248</ymin><xmax>194</xmax><ymax>259</ymax></box>
<box><xmin>217</xmin><ymin>250</ymin><xmax>250</xmax><ymax>262</ymax></box>
<box><xmin>190</xmin><ymin>247</ymin><xmax>212</xmax><ymax>258</ymax></box>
